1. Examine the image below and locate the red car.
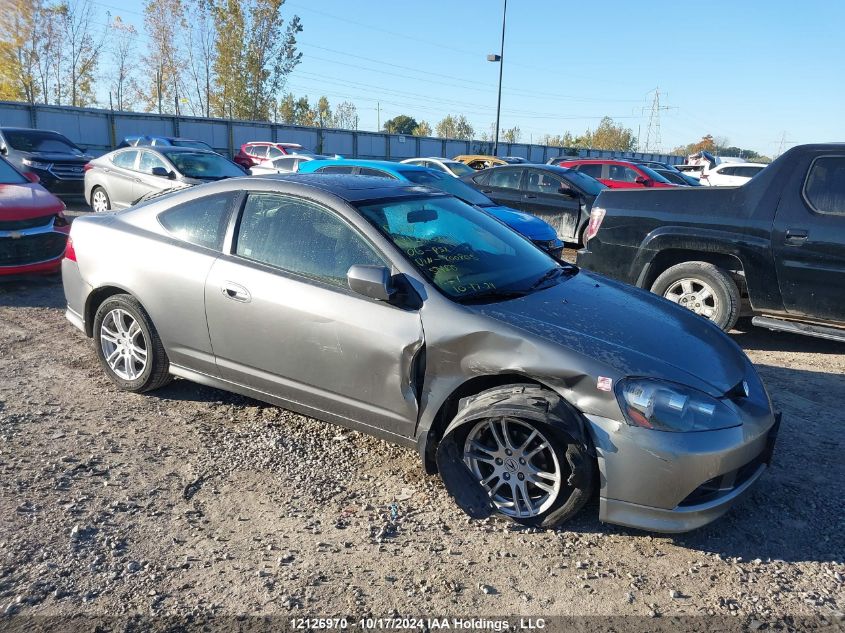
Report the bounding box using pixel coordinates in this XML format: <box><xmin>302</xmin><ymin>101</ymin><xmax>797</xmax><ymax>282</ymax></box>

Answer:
<box><xmin>0</xmin><ymin>156</ymin><xmax>69</xmax><ymax>277</ymax></box>
<box><xmin>555</xmin><ymin>159</ymin><xmax>677</xmax><ymax>189</ymax></box>
<box><xmin>233</xmin><ymin>142</ymin><xmax>312</xmax><ymax>169</ymax></box>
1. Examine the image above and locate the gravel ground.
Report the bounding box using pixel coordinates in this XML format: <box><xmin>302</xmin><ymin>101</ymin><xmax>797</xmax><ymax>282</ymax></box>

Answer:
<box><xmin>0</xmin><ymin>211</ymin><xmax>843</xmax><ymax>630</ymax></box>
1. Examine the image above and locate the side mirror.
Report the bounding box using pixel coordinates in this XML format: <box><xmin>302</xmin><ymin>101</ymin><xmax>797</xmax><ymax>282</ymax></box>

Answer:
<box><xmin>0</xmin><ymin>145</ymin><xmax>7</xmax><ymax>155</ymax></box>
<box><xmin>151</xmin><ymin>166</ymin><xmax>170</xmax><ymax>178</ymax></box>
<box><xmin>558</xmin><ymin>187</ymin><xmax>578</xmax><ymax>198</ymax></box>
<box><xmin>347</xmin><ymin>265</ymin><xmax>394</xmax><ymax>301</ymax></box>
<box><xmin>635</xmin><ymin>176</ymin><xmax>653</xmax><ymax>186</ymax></box>
<box><xmin>24</xmin><ymin>172</ymin><xmax>40</xmax><ymax>184</ymax></box>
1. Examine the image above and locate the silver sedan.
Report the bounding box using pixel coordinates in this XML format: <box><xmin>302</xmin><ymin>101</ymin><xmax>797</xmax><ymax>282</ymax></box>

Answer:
<box><xmin>62</xmin><ymin>175</ymin><xmax>779</xmax><ymax>532</ymax></box>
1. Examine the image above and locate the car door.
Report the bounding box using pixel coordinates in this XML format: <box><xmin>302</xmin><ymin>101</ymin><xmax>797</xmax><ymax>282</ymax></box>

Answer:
<box><xmin>520</xmin><ymin>168</ymin><xmax>582</xmax><ymax>241</ymax></box>
<box><xmin>107</xmin><ymin>150</ymin><xmax>141</xmax><ymax>208</ymax></box>
<box><xmin>134</xmin><ymin>150</ymin><xmax>174</xmax><ymax>201</ymax></box>
<box><xmin>772</xmin><ymin>154</ymin><xmax>845</xmax><ymax>322</ymax></box>
<box><xmin>473</xmin><ymin>167</ymin><xmax>525</xmax><ymax>209</ymax></box>
<box><xmin>204</xmin><ymin>191</ymin><xmax>425</xmax><ymax>438</ymax></box>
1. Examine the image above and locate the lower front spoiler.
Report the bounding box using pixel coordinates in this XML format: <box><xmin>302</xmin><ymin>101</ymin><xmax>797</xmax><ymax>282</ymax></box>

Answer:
<box><xmin>600</xmin><ymin>462</ymin><xmax>766</xmax><ymax>533</ymax></box>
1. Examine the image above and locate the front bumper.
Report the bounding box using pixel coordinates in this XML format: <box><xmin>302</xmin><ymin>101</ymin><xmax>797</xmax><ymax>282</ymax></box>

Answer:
<box><xmin>25</xmin><ymin>168</ymin><xmax>85</xmax><ymax>197</ymax></box>
<box><xmin>585</xmin><ymin>410</ymin><xmax>779</xmax><ymax>533</ymax></box>
<box><xmin>0</xmin><ymin>220</ymin><xmax>69</xmax><ymax>277</ymax></box>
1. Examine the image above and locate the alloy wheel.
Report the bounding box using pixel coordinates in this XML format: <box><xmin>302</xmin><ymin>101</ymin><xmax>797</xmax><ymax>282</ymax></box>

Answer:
<box><xmin>92</xmin><ymin>190</ymin><xmax>109</xmax><ymax>212</ymax></box>
<box><xmin>663</xmin><ymin>277</ymin><xmax>719</xmax><ymax>319</ymax></box>
<box><xmin>100</xmin><ymin>308</ymin><xmax>147</xmax><ymax>380</ymax></box>
<box><xmin>463</xmin><ymin>417</ymin><xmax>562</xmax><ymax>518</ymax></box>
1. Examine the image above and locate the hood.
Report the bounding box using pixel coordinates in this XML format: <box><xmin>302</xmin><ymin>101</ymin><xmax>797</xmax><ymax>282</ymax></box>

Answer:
<box><xmin>473</xmin><ymin>270</ymin><xmax>748</xmax><ymax>397</ymax></box>
<box><xmin>18</xmin><ymin>150</ymin><xmax>91</xmax><ymax>163</ymax></box>
<box><xmin>482</xmin><ymin>205</ymin><xmax>558</xmax><ymax>241</ymax></box>
<box><xmin>0</xmin><ymin>182</ymin><xmax>65</xmax><ymax>219</ymax></box>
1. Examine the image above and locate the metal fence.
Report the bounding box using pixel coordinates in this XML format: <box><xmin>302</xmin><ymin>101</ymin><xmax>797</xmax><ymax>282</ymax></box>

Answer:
<box><xmin>0</xmin><ymin>100</ymin><xmax>684</xmax><ymax>165</ymax></box>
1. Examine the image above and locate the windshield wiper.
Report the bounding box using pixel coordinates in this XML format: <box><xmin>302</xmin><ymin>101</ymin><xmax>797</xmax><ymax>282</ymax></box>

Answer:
<box><xmin>527</xmin><ymin>267</ymin><xmax>566</xmax><ymax>291</ymax></box>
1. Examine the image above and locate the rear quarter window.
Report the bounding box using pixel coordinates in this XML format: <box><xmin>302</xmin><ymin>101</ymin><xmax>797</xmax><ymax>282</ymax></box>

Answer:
<box><xmin>804</xmin><ymin>156</ymin><xmax>845</xmax><ymax>216</ymax></box>
<box><xmin>158</xmin><ymin>191</ymin><xmax>238</xmax><ymax>250</ymax></box>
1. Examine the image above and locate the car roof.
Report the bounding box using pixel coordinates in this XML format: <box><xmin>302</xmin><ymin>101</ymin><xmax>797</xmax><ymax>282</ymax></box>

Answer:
<box><xmin>121</xmin><ymin>146</ymin><xmax>216</xmax><ymax>154</ymax></box>
<box><xmin>245</xmin><ymin>173</ymin><xmax>448</xmax><ymax>202</ymax></box>
<box><xmin>303</xmin><ymin>159</ymin><xmax>428</xmax><ymax>172</ymax></box>
<box><xmin>247</xmin><ymin>141</ymin><xmax>303</xmax><ymax>147</ymax></box>
<box><xmin>0</xmin><ymin>127</ymin><xmax>65</xmax><ymax>134</ymax></box>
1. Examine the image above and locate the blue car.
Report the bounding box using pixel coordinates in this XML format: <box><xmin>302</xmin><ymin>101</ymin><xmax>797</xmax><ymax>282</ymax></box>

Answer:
<box><xmin>295</xmin><ymin>159</ymin><xmax>564</xmax><ymax>256</ymax></box>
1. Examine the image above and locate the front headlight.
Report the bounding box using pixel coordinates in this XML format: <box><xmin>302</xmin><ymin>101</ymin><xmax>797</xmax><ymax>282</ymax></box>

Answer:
<box><xmin>23</xmin><ymin>159</ymin><xmax>52</xmax><ymax>170</ymax></box>
<box><xmin>616</xmin><ymin>378</ymin><xmax>740</xmax><ymax>432</ymax></box>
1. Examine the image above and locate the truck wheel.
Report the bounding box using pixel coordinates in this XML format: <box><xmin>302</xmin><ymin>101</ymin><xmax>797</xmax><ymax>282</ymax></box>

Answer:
<box><xmin>651</xmin><ymin>261</ymin><xmax>740</xmax><ymax>331</ymax></box>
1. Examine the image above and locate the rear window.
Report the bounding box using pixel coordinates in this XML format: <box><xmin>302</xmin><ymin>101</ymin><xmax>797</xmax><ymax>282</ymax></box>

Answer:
<box><xmin>804</xmin><ymin>157</ymin><xmax>845</xmax><ymax>216</ymax></box>
<box><xmin>158</xmin><ymin>191</ymin><xmax>238</xmax><ymax>250</ymax></box>
<box><xmin>317</xmin><ymin>165</ymin><xmax>355</xmax><ymax>175</ymax></box>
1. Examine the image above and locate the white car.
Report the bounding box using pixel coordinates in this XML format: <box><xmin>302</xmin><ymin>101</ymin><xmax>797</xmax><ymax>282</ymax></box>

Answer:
<box><xmin>700</xmin><ymin>163</ymin><xmax>767</xmax><ymax>187</ymax></box>
<box><xmin>249</xmin><ymin>154</ymin><xmax>328</xmax><ymax>176</ymax></box>
<box><xmin>399</xmin><ymin>157</ymin><xmax>475</xmax><ymax>178</ymax></box>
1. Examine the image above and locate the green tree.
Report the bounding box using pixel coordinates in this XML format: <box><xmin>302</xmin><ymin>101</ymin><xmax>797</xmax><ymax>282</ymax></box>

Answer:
<box><xmin>0</xmin><ymin>0</ymin><xmax>43</xmax><ymax>103</ymax></box>
<box><xmin>211</xmin><ymin>0</ymin><xmax>301</xmax><ymax>121</ymax></box>
<box><xmin>316</xmin><ymin>95</ymin><xmax>332</xmax><ymax>126</ymax></box>
<box><xmin>383</xmin><ymin>114</ymin><xmax>417</xmax><ymax>135</ymax></box>
<box><xmin>435</xmin><ymin>114</ymin><xmax>474</xmax><ymax>140</ymax></box>
<box><xmin>140</xmin><ymin>0</ymin><xmax>185</xmax><ymax>113</ymax></box>
<box><xmin>501</xmin><ymin>125</ymin><xmax>521</xmax><ymax>144</ymax></box>
<box><xmin>582</xmin><ymin>117</ymin><xmax>636</xmax><ymax>151</ymax></box>
<box><xmin>412</xmin><ymin>120</ymin><xmax>431</xmax><ymax>137</ymax></box>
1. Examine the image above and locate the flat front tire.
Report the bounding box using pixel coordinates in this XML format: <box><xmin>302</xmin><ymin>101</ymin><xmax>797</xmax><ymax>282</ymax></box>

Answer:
<box><xmin>448</xmin><ymin>385</ymin><xmax>594</xmax><ymax>528</ymax></box>
<box><xmin>651</xmin><ymin>261</ymin><xmax>741</xmax><ymax>331</ymax></box>
<box><xmin>93</xmin><ymin>294</ymin><xmax>171</xmax><ymax>392</ymax></box>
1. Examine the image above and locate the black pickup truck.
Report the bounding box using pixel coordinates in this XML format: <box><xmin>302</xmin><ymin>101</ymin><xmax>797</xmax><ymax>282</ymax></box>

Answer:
<box><xmin>576</xmin><ymin>143</ymin><xmax>845</xmax><ymax>341</ymax></box>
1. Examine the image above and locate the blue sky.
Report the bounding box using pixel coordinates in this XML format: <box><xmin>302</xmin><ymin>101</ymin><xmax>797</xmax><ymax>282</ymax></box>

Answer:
<box><xmin>91</xmin><ymin>0</ymin><xmax>844</xmax><ymax>155</ymax></box>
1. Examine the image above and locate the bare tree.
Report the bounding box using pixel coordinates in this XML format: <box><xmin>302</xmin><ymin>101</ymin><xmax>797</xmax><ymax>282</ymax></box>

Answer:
<box><xmin>108</xmin><ymin>15</ymin><xmax>139</xmax><ymax>111</ymax></box>
<box><xmin>333</xmin><ymin>100</ymin><xmax>358</xmax><ymax>130</ymax></box>
<box><xmin>183</xmin><ymin>0</ymin><xmax>215</xmax><ymax>117</ymax></box>
<box><xmin>139</xmin><ymin>0</ymin><xmax>185</xmax><ymax>114</ymax></box>
<box><xmin>58</xmin><ymin>0</ymin><xmax>108</xmax><ymax>107</ymax></box>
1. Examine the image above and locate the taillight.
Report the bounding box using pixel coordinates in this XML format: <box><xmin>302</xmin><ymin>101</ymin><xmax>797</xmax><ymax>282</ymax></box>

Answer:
<box><xmin>584</xmin><ymin>207</ymin><xmax>606</xmax><ymax>243</ymax></box>
<box><xmin>64</xmin><ymin>236</ymin><xmax>77</xmax><ymax>261</ymax></box>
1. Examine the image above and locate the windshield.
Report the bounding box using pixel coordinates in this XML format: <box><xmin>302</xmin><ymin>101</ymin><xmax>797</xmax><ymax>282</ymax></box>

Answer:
<box><xmin>399</xmin><ymin>169</ymin><xmax>493</xmax><ymax>206</ymax></box>
<box><xmin>444</xmin><ymin>161</ymin><xmax>474</xmax><ymax>177</ymax></box>
<box><xmin>560</xmin><ymin>169</ymin><xmax>607</xmax><ymax>196</ymax></box>
<box><xmin>357</xmin><ymin>195</ymin><xmax>564</xmax><ymax>302</ymax></box>
<box><xmin>162</xmin><ymin>151</ymin><xmax>244</xmax><ymax>180</ymax></box>
<box><xmin>4</xmin><ymin>130</ymin><xmax>83</xmax><ymax>155</ymax></box>
<box><xmin>0</xmin><ymin>158</ymin><xmax>26</xmax><ymax>184</ymax></box>
<box><xmin>172</xmin><ymin>140</ymin><xmax>214</xmax><ymax>151</ymax></box>
<box><xmin>638</xmin><ymin>165</ymin><xmax>673</xmax><ymax>184</ymax></box>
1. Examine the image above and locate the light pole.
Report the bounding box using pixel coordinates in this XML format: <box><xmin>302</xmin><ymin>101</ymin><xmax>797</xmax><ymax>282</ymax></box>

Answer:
<box><xmin>488</xmin><ymin>0</ymin><xmax>507</xmax><ymax>157</ymax></box>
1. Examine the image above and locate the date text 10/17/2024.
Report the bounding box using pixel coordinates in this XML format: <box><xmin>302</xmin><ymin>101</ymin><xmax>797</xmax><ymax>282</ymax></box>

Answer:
<box><xmin>289</xmin><ymin>617</ymin><xmax>548</xmax><ymax>631</ymax></box>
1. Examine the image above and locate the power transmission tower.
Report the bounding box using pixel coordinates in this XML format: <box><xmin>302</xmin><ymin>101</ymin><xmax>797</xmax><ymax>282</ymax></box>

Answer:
<box><xmin>643</xmin><ymin>87</ymin><xmax>672</xmax><ymax>153</ymax></box>
<box><xmin>776</xmin><ymin>131</ymin><xmax>787</xmax><ymax>158</ymax></box>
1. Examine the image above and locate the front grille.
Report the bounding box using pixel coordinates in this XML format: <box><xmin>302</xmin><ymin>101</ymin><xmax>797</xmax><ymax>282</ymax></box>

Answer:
<box><xmin>49</xmin><ymin>162</ymin><xmax>86</xmax><ymax>180</ymax></box>
<box><xmin>0</xmin><ymin>216</ymin><xmax>53</xmax><ymax>231</ymax></box>
<box><xmin>0</xmin><ymin>232</ymin><xmax>67</xmax><ymax>266</ymax></box>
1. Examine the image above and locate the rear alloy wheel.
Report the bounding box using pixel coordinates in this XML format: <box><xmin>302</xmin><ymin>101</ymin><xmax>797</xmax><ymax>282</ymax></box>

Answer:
<box><xmin>93</xmin><ymin>294</ymin><xmax>171</xmax><ymax>392</ymax></box>
<box><xmin>651</xmin><ymin>261</ymin><xmax>740</xmax><ymax>331</ymax></box>
<box><xmin>91</xmin><ymin>186</ymin><xmax>111</xmax><ymax>213</ymax></box>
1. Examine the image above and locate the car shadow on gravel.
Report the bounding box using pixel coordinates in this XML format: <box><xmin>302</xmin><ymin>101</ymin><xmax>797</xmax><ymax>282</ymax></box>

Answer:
<box><xmin>148</xmin><ymin>377</ymin><xmax>267</xmax><ymax>408</ymax></box>
<box><xmin>0</xmin><ymin>277</ymin><xmax>64</xmax><ymax>308</ymax></box>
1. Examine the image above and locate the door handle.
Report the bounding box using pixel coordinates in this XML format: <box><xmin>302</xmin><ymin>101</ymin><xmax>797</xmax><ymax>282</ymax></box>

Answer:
<box><xmin>480</xmin><ymin>189</ymin><xmax>493</xmax><ymax>194</ymax></box>
<box><xmin>221</xmin><ymin>282</ymin><xmax>251</xmax><ymax>303</ymax></box>
<box><xmin>523</xmin><ymin>194</ymin><xmax>537</xmax><ymax>199</ymax></box>
<box><xmin>784</xmin><ymin>229</ymin><xmax>808</xmax><ymax>246</ymax></box>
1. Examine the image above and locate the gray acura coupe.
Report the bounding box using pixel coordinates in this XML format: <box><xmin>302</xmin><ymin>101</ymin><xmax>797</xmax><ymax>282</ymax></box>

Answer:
<box><xmin>62</xmin><ymin>175</ymin><xmax>779</xmax><ymax>532</ymax></box>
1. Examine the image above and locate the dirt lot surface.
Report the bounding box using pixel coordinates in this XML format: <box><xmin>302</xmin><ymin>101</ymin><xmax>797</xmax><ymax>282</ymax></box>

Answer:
<box><xmin>1</xmin><ymin>228</ymin><xmax>844</xmax><ymax>630</ymax></box>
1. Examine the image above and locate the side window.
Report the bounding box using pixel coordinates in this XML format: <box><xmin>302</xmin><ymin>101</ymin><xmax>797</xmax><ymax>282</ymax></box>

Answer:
<box><xmin>235</xmin><ymin>193</ymin><xmax>387</xmax><ymax>287</ymax></box>
<box><xmin>158</xmin><ymin>191</ymin><xmax>237</xmax><ymax>250</ymax></box>
<box><xmin>139</xmin><ymin>151</ymin><xmax>168</xmax><ymax>175</ymax></box>
<box><xmin>804</xmin><ymin>157</ymin><xmax>845</xmax><ymax>216</ymax></box>
<box><xmin>272</xmin><ymin>157</ymin><xmax>297</xmax><ymax>171</ymax></box>
<box><xmin>426</xmin><ymin>161</ymin><xmax>447</xmax><ymax>173</ymax></box>
<box><xmin>718</xmin><ymin>166</ymin><xmax>736</xmax><ymax>176</ymax></box>
<box><xmin>526</xmin><ymin>170</ymin><xmax>564</xmax><ymax>194</ymax></box>
<box><xmin>250</xmin><ymin>145</ymin><xmax>268</xmax><ymax>158</ymax></box>
<box><xmin>359</xmin><ymin>167</ymin><xmax>395</xmax><ymax>178</ymax></box>
<box><xmin>267</xmin><ymin>146</ymin><xmax>283</xmax><ymax>159</ymax></box>
<box><xmin>471</xmin><ymin>170</ymin><xmax>491</xmax><ymax>186</ymax></box>
<box><xmin>608</xmin><ymin>164</ymin><xmax>638</xmax><ymax>182</ymax></box>
<box><xmin>487</xmin><ymin>168</ymin><xmax>523</xmax><ymax>189</ymax></box>
<box><xmin>317</xmin><ymin>165</ymin><xmax>355</xmax><ymax>175</ymax></box>
<box><xmin>112</xmin><ymin>150</ymin><xmax>139</xmax><ymax>170</ymax></box>
<box><xmin>576</xmin><ymin>163</ymin><xmax>603</xmax><ymax>179</ymax></box>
